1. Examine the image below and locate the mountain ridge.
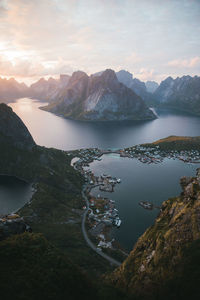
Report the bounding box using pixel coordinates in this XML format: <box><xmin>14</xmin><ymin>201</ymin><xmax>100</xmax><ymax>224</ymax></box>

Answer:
<box><xmin>154</xmin><ymin>75</ymin><xmax>200</xmax><ymax>115</ymax></box>
<box><xmin>42</xmin><ymin>69</ymin><xmax>156</xmax><ymax>121</ymax></box>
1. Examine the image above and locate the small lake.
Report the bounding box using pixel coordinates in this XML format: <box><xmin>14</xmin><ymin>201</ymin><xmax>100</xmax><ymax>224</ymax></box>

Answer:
<box><xmin>0</xmin><ymin>175</ymin><xmax>33</xmax><ymax>215</ymax></box>
<box><xmin>87</xmin><ymin>154</ymin><xmax>199</xmax><ymax>251</ymax></box>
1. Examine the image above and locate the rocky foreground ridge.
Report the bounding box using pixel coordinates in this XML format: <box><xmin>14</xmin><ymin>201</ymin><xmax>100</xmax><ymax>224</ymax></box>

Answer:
<box><xmin>42</xmin><ymin>69</ymin><xmax>156</xmax><ymax>121</ymax></box>
<box><xmin>109</xmin><ymin>169</ymin><xmax>200</xmax><ymax>299</ymax></box>
<box><xmin>0</xmin><ymin>103</ymin><xmax>35</xmax><ymax>149</ymax></box>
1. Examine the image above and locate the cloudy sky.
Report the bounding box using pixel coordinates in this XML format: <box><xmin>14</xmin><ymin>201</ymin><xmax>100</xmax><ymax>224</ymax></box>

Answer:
<box><xmin>0</xmin><ymin>0</ymin><xmax>200</xmax><ymax>84</ymax></box>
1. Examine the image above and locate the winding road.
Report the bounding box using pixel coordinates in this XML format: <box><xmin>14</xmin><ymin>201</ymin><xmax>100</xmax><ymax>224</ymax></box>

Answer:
<box><xmin>81</xmin><ymin>185</ymin><xmax>121</xmax><ymax>267</ymax></box>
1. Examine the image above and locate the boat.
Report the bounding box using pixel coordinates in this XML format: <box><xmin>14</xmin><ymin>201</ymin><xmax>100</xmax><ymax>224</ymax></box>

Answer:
<box><xmin>114</xmin><ymin>217</ymin><xmax>122</xmax><ymax>227</ymax></box>
<box><xmin>139</xmin><ymin>201</ymin><xmax>153</xmax><ymax>210</ymax></box>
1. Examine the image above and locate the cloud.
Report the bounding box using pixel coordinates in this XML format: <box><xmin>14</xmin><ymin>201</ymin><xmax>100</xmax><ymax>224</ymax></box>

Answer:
<box><xmin>0</xmin><ymin>0</ymin><xmax>199</xmax><ymax>81</ymax></box>
<box><xmin>167</xmin><ymin>56</ymin><xmax>200</xmax><ymax>68</ymax></box>
<box><xmin>0</xmin><ymin>55</ymin><xmax>73</xmax><ymax>77</ymax></box>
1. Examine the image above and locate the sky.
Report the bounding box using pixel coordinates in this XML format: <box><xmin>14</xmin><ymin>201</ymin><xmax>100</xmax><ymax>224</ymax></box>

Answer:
<box><xmin>0</xmin><ymin>0</ymin><xmax>200</xmax><ymax>84</ymax></box>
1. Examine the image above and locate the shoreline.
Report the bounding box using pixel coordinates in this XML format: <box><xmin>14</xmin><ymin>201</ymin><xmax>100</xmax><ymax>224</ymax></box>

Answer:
<box><xmin>70</xmin><ymin>145</ymin><xmax>200</xmax><ymax>257</ymax></box>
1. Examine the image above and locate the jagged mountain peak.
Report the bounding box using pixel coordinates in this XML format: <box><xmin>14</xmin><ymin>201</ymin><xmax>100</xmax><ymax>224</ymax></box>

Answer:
<box><xmin>42</xmin><ymin>67</ymin><xmax>156</xmax><ymax>121</ymax></box>
<box><xmin>70</xmin><ymin>71</ymin><xmax>88</xmax><ymax>83</ymax></box>
<box><xmin>100</xmin><ymin>69</ymin><xmax>117</xmax><ymax>80</ymax></box>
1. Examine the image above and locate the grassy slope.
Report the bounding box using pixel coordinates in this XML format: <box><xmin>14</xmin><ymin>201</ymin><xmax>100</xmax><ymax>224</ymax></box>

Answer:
<box><xmin>0</xmin><ymin>138</ymin><xmax>113</xmax><ymax>276</ymax></box>
<box><xmin>0</xmin><ymin>233</ymin><xmax>96</xmax><ymax>300</ymax></box>
<box><xmin>143</xmin><ymin>135</ymin><xmax>200</xmax><ymax>151</ymax></box>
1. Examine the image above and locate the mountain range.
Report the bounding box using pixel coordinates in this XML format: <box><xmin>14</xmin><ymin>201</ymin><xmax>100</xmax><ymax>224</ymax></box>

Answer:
<box><xmin>1</xmin><ymin>71</ymin><xmax>200</xmax><ymax>118</ymax></box>
<box><xmin>116</xmin><ymin>70</ymin><xmax>156</xmax><ymax>102</ymax></box>
<box><xmin>154</xmin><ymin>75</ymin><xmax>200</xmax><ymax>115</ymax></box>
<box><xmin>42</xmin><ymin>69</ymin><xmax>156</xmax><ymax>121</ymax></box>
<box><xmin>0</xmin><ymin>77</ymin><xmax>28</xmax><ymax>103</ymax></box>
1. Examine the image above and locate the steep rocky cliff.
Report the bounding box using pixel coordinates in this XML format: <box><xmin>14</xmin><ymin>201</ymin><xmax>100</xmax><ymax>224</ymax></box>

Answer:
<box><xmin>0</xmin><ymin>103</ymin><xmax>35</xmax><ymax>149</ymax></box>
<box><xmin>42</xmin><ymin>69</ymin><xmax>156</xmax><ymax>121</ymax></box>
<box><xmin>109</xmin><ymin>169</ymin><xmax>200</xmax><ymax>299</ymax></box>
<box><xmin>154</xmin><ymin>75</ymin><xmax>200</xmax><ymax>115</ymax></box>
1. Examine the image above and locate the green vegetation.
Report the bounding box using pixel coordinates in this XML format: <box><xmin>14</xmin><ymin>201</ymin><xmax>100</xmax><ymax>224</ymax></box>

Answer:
<box><xmin>0</xmin><ymin>233</ymin><xmax>96</xmax><ymax>300</ymax></box>
<box><xmin>0</xmin><ymin>139</ymin><xmax>115</xmax><ymax>274</ymax></box>
<box><xmin>1</xmin><ymin>105</ymin><xmax>200</xmax><ymax>299</ymax></box>
<box><xmin>143</xmin><ymin>135</ymin><xmax>200</xmax><ymax>151</ymax></box>
<box><xmin>109</xmin><ymin>174</ymin><xmax>200</xmax><ymax>299</ymax></box>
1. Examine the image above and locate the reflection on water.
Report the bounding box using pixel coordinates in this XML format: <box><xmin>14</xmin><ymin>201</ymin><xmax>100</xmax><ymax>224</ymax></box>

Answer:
<box><xmin>8</xmin><ymin>98</ymin><xmax>200</xmax><ymax>250</ymax></box>
<box><xmin>88</xmin><ymin>154</ymin><xmax>199</xmax><ymax>251</ymax></box>
<box><xmin>0</xmin><ymin>175</ymin><xmax>33</xmax><ymax>215</ymax></box>
<box><xmin>9</xmin><ymin>98</ymin><xmax>200</xmax><ymax>150</ymax></box>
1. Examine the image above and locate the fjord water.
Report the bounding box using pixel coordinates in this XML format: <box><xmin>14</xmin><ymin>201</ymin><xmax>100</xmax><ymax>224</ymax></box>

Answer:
<box><xmin>9</xmin><ymin>98</ymin><xmax>200</xmax><ymax>249</ymax></box>
<box><xmin>0</xmin><ymin>175</ymin><xmax>33</xmax><ymax>215</ymax></box>
<box><xmin>9</xmin><ymin>98</ymin><xmax>200</xmax><ymax>150</ymax></box>
<box><xmin>88</xmin><ymin>154</ymin><xmax>198</xmax><ymax>250</ymax></box>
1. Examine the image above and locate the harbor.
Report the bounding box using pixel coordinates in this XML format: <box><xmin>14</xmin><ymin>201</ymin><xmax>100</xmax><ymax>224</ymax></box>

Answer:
<box><xmin>70</xmin><ymin>146</ymin><xmax>200</xmax><ymax>251</ymax></box>
<box><xmin>71</xmin><ymin>151</ymin><xmax>124</xmax><ymax>253</ymax></box>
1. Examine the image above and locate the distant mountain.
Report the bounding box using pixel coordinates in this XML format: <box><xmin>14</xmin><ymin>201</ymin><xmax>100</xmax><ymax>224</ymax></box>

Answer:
<box><xmin>29</xmin><ymin>74</ymin><xmax>70</xmax><ymax>101</ymax></box>
<box><xmin>0</xmin><ymin>103</ymin><xmax>35</xmax><ymax>149</ymax></box>
<box><xmin>116</xmin><ymin>70</ymin><xmax>155</xmax><ymax>103</ymax></box>
<box><xmin>145</xmin><ymin>80</ymin><xmax>159</xmax><ymax>93</ymax></box>
<box><xmin>154</xmin><ymin>75</ymin><xmax>200</xmax><ymax>115</ymax></box>
<box><xmin>0</xmin><ymin>77</ymin><xmax>28</xmax><ymax>103</ymax></box>
<box><xmin>116</xmin><ymin>70</ymin><xmax>133</xmax><ymax>88</ymax></box>
<box><xmin>42</xmin><ymin>69</ymin><xmax>156</xmax><ymax>121</ymax></box>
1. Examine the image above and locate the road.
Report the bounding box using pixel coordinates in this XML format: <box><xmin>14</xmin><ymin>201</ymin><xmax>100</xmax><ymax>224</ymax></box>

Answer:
<box><xmin>81</xmin><ymin>185</ymin><xmax>121</xmax><ymax>267</ymax></box>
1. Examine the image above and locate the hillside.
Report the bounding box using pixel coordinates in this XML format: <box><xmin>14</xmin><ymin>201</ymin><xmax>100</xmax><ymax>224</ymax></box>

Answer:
<box><xmin>0</xmin><ymin>233</ymin><xmax>96</xmax><ymax>300</ymax></box>
<box><xmin>0</xmin><ymin>104</ymin><xmax>122</xmax><ymax>299</ymax></box>
<box><xmin>42</xmin><ymin>69</ymin><xmax>156</xmax><ymax>121</ymax></box>
<box><xmin>109</xmin><ymin>169</ymin><xmax>200</xmax><ymax>299</ymax></box>
<box><xmin>143</xmin><ymin>135</ymin><xmax>200</xmax><ymax>151</ymax></box>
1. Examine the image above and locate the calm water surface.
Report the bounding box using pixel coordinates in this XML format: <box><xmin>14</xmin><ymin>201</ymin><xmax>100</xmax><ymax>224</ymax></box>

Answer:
<box><xmin>9</xmin><ymin>98</ymin><xmax>200</xmax><ymax>150</ymax></box>
<box><xmin>9</xmin><ymin>98</ymin><xmax>200</xmax><ymax>250</ymax></box>
<box><xmin>0</xmin><ymin>175</ymin><xmax>33</xmax><ymax>215</ymax></box>
<box><xmin>88</xmin><ymin>154</ymin><xmax>199</xmax><ymax>250</ymax></box>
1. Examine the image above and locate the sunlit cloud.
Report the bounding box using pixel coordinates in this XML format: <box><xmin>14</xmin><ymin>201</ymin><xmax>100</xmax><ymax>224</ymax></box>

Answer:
<box><xmin>0</xmin><ymin>0</ymin><xmax>199</xmax><ymax>83</ymax></box>
<box><xmin>167</xmin><ymin>56</ymin><xmax>200</xmax><ymax>68</ymax></box>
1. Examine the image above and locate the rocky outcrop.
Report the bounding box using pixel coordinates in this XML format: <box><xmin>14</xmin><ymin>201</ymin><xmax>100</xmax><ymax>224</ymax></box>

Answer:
<box><xmin>42</xmin><ymin>69</ymin><xmax>156</xmax><ymax>121</ymax></box>
<box><xmin>154</xmin><ymin>75</ymin><xmax>200</xmax><ymax>115</ymax></box>
<box><xmin>109</xmin><ymin>169</ymin><xmax>200</xmax><ymax>298</ymax></box>
<box><xmin>0</xmin><ymin>103</ymin><xmax>35</xmax><ymax>149</ymax></box>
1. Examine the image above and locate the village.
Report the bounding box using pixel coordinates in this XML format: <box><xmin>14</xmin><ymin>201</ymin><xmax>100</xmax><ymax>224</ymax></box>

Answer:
<box><xmin>122</xmin><ymin>145</ymin><xmax>200</xmax><ymax>164</ymax></box>
<box><xmin>71</xmin><ymin>149</ymin><xmax>123</xmax><ymax>251</ymax></box>
<box><xmin>70</xmin><ymin>145</ymin><xmax>200</xmax><ymax>251</ymax></box>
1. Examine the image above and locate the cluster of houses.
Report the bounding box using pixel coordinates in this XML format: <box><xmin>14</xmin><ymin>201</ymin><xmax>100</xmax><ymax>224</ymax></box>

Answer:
<box><xmin>88</xmin><ymin>196</ymin><xmax>121</xmax><ymax>249</ymax></box>
<box><xmin>122</xmin><ymin>145</ymin><xmax>200</xmax><ymax>164</ymax></box>
<box><xmin>71</xmin><ymin>149</ymin><xmax>122</xmax><ymax>250</ymax></box>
